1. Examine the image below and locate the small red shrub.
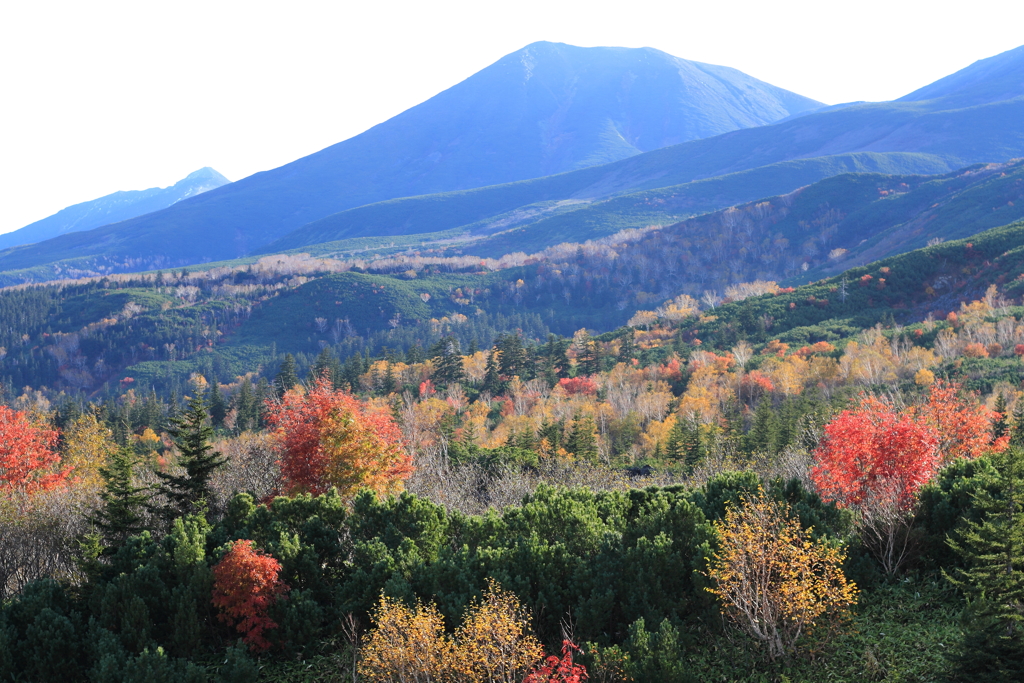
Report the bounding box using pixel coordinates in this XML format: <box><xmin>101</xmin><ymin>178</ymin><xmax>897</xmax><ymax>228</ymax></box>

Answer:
<box><xmin>212</xmin><ymin>540</ymin><xmax>290</xmax><ymax>651</ymax></box>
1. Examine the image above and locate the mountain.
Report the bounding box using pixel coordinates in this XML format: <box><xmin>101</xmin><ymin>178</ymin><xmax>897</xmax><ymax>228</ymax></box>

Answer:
<box><xmin>268</xmin><ymin>152</ymin><xmax>953</xmax><ymax>256</ymax></box>
<box><xmin>0</xmin><ymin>43</ymin><xmax>821</xmax><ymax>268</ymax></box>
<box><xmin>5</xmin><ymin>43</ymin><xmax>1024</xmax><ymax>282</ymax></box>
<box><xmin>898</xmin><ymin>44</ymin><xmax>1024</xmax><ymax>108</ymax></box>
<box><xmin>0</xmin><ymin>168</ymin><xmax>229</xmax><ymax>250</ymax></box>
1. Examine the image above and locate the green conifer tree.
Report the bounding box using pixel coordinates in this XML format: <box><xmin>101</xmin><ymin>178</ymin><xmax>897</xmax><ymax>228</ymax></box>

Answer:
<box><xmin>994</xmin><ymin>393</ymin><xmax>1010</xmax><ymax>441</ymax></box>
<box><xmin>483</xmin><ymin>349</ymin><xmax>503</xmax><ymax>395</ymax></box>
<box><xmin>89</xmin><ymin>445</ymin><xmax>152</xmax><ymax>549</ymax></box>
<box><xmin>208</xmin><ymin>379</ymin><xmax>227</xmax><ymax>428</ymax></box>
<box><xmin>1010</xmin><ymin>400</ymin><xmax>1024</xmax><ymax>450</ymax></box>
<box><xmin>745</xmin><ymin>395</ymin><xmax>778</xmax><ymax>455</ymax></box>
<box><xmin>274</xmin><ymin>354</ymin><xmax>300</xmax><ymax>397</ymax></box>
<box><xmin>430</xmin><ymin>336</ymin><xmax>465</xmax><ymax>387</ymax></box>
<box><xmin>155</xmin><ymin>395</ymin><xmax>227</xmax><ymax>521</ymax></box>
<box><xmin>565</xmin><ymin>414</ymin><xmax>599</xmax><ymax>461</ymax></box>
<box><xmin>946</xmin><ymin>446</ymin><xmax>1024</xmax><ymax>680</ymax></box>
<box><xmin>234</xmin><ymin>378</ymin><xmax>257</xmax><ymax>433</ymax></box>
<box><xmin>618</xmin><ymin>329</ymin><xmax>637</xmax><ymax>363</ymax></box>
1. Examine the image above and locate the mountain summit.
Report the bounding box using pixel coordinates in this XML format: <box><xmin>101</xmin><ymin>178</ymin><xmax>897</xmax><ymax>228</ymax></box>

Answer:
<box><xmin>0</xmin><ymin>167</ymin><xmax>230</xmax><ymax>250</ymax></box>
<box><xmin>16</xmin><ymin>42</ymin><xmax>818</xmax><ymax>262</ymax></box>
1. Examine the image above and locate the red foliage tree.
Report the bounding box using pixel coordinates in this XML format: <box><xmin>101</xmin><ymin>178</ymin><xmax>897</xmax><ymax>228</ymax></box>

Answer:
<box><xmin>0</xmin><ymin>406</ymin><xmax>66</xmax><ymax>493</ymax></box>
<box><xmin>211</xmin><ymin>539</ymin><xmax>289</xmax><ymax>651</ymax></box>
<box><xmin>524</xmin><ymin>640</ymin><xmax>588</xmax><ymax>683</ymax></box>
<box><xmin>911</xmin><ymin>379</ymin><xmax>1006</xmax><ymax>463</ymax></box>
<box><xmin>266</xmin><ymin>379</ymin><xmax>412</xmax><ymax>497</ymax></box>
<box><xmin>810</xmin><ymin>395</ymin><xmax>938</xmax><ymax>512</ymax></box>
<box><xmin>558</xmin><ymin>376</ymin><xmax>598</xmax><ymax>396</ymax></box>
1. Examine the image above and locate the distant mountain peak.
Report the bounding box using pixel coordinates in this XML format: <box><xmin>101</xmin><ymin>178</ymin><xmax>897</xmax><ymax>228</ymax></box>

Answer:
<box><xmin>898</xmin><ymin>43</ymin><xmax>1024</xmax><ymax>107</ymax></box>
<box><xmin>0</xmin><ymin>168</ymin><xmax>231</xmax><ymax>250</ymax></box>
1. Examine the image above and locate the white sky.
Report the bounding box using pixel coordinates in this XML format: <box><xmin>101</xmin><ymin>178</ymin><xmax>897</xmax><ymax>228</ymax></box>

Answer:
<box><xmin>1</xmin><ymin>0</ymin><xmax>1022</xmax><ymax>235</ymax></box>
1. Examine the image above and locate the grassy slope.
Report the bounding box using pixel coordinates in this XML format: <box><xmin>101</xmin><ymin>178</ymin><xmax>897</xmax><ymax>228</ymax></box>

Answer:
<box><xmin>263</xmin><ymin>152</ymin><xmax>952</xmax><ymax>252</ymax></box>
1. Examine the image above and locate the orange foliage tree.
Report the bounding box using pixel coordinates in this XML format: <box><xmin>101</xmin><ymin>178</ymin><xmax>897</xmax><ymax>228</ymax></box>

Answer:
<box><xmin>0</xmin><ymin>406</ymin><xmax>66</xmax><ymax>494</ymax></box>
<box><xmin>810</xmin><ymin>395</ymin><xmax>939</xmax><ymax>513</ymax></box>
<box><xmin>211</xmin><ymin>539</ymin><xmax>290</xmax><ymax>651</ymax></box>
<box><xmin>706</xmin><ymin>491</ymin><xmax>857</xmax><ymax>660</ymax></box>
<box><xmin>912</xmin><ymin>379</ymin><xmax>1006</xmax><ymax>463</ymax></box>
<box><xmin>808</xmin><ymin>385</ymin><xmax>1003</xmax><ymax>574</ymax></box>
<box><xmin>267</xmin><ymin>379</ymin><xmax>412</xmax><ymax>497</ymax></box>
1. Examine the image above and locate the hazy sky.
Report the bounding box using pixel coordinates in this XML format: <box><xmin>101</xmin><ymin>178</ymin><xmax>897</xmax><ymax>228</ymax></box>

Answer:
<box><xmin>1</xmin><ymin>0</ymin><xmax>1022</xmax><ymax>235</ymax></box>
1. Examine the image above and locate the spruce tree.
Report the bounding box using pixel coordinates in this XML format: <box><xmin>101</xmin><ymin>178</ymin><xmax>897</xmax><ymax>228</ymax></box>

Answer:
<box><xmin>234</xmin><ymin>378</ymin><xmax>257</xmax><ymax>432</ymax></box>
<box><xmin>565</xmin><ymin>414</ymin><xmax>599</xmax><ymax>461</ymax></box>
<box><xmin>254</xmin><ymin>378</ymin><xmax>273</xmax><ymax>428</ymax></box>
<box><xmin>666</xmin><ymin>415</ymin><xmax>704</xmax><ymax>472</ymax></box>
<box><xmin>311</xmin><ymin>347</ymin><xmax>339</xmax><ymax>385</ymax></box>
<box><xmin>1010</xmin><ymin>400</ymin><xmax>1024</xmax><ymax>449</ymax></box>
<box><xmin>994</xmin><ymin>393</ymin><xmax>1010</xmax><ymax>441</ymax></box>
<box><xmin>483</xmin><ymin>349</ymin><xmax>503</xmax><ymax>395</ymax></box>
<box><xmin>381</xmin><ymin>363</ymin><xmax>396</xmax><ymax>395</ymax></box>
<box><xmin>497</xmin><ymin>334</ymin><xmax>531</xmax><ymax>380</ymax></box>
<box><xmin>946</xmin><ymin>446</ymin><xmax>1024</xmax><ymax>680</ymax></box>
<box><xmin>155</xmin><ymin>395</ymin><xmax>227</xmax><ymax>521</ymax></box>
<box><xmin>538</xmin><ymin>418</ymin><xmax>563</xmax><ymax>453</ymax></box>
<box><xmin>208</xmin><ymin>379</ymin><xmax>227</xmax><ymax>428</ymax></box>
<box><xmin>274</xmin><ymin>354</ymin><xmax>300</xmax><ymax>397</ymax></box>
<box><xmin>430</xmin><ymin>336</ymin><xmax>465</xmax><ymax>387</ymax></box>
<box><xmin>745</xmin><ymin>395</ymin><xmax>778</xmax><ymax>455</ymax></box>
<box><xmin>89</xmin><ymin>445</ymin><xmax>152</xmax><ymax>548</ymax></box>
<box><xmin>405</xmin><ymin>344</ymin><xmax>425</xmax><ymax>364</ymax></box>
<box><xmin>618</xmin><ymin>329</ymin><xmax>637</xmax><ymax>363</ymax></box>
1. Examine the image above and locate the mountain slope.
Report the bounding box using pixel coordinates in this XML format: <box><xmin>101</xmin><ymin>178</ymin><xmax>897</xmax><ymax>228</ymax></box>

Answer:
<box><xmin>272</xmin><ymin>152</ymin><xmax>953</xmax><ymax>256</ymax></box>
<box><xmin>898</xmin><ymin>44</ymin><xmax>1024</xmax><ymax>108</ymax></box>
<box><xmin>8</xmin><ymin>42</ymin><xmax>816</xmax><ymax>259</ymax></box>
<box><xmin>5</xmin><ymin>44</ymin><xmax>1024</xmax><ymax>279</ymax></box>
<box><xmin>0</xmin><ymin>168</ymin><xmax>229</xmax><ymax>250</ymax></box>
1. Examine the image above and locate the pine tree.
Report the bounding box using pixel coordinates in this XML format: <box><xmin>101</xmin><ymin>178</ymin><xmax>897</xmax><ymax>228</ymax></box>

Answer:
<box><xmin>745</xmin><ymin>395</ymin><xmax>778</xmax><ymax>455</ymax></box>
<box><xmin>497</xmin><ymin>334</ymin><xmax>531</xmax><ymax>380</ymax></box>
<box><xmin>618</xmin><ymin>329</ymin><xmax>637</xmax><ymax>363</ymax></box>
<box><xmin>994</xmin><ymin>393</ymin><xmax>1010</xmax><ymax>441</ymax></box>
<box><xmin>155</xmin><ymin>395</ymin><xmax>227</xmax><ymax>521</ymax></box>
<box><xmin>1010</xmin><ymin>400</ymin><xmax>1024</xmax><ymax>450</ymax></box>
<box><xmin>565</xmin><ymin>414</ymin><xmax>599</xmax><ymax>461</ymax></box>
<box><xmin>430</xmin><ymin>336</ymin><xmax>465</xmax><ymax>387</ymax></box>
<box><xmin>89</xmin><ymin>445</ymin><xmax>152</xmax><ymax>548</ymax></box>
<box><xmin>274</xmin><ymin>354</ymin><xmax>300</xmax><ymax>398</ymax></box>
<box><xmin>666</xmin><ymin>415</ymin><xmax>704</xmax><ymax>472</ymax></box>
<box><xmin>405</xmin><ymin>344</ymin><xmax>425</xmax><ymax>364</ymax></box>
<box><xmin>946</xmin><ymin>446</ymin><xmax>1024</xmax><ymax>680</ymax></box>
<box><xmin>234</xmin><ymin>378</ymin><xmax>257</xmax><ymax>433</ymax></box>
<box><xmin>208</xmin><ymin>379</ymin><xmax>227</xmax><ymax>428</ymax></box>
<box><xmin>483</xmin><ymin>349</ymin><xmax>503</xmax><ymax>395</ymax></box>
<box><xmin>311</xmin><ymin>347</ymin><xmax>339</xmax><ymax>386</ymax></box>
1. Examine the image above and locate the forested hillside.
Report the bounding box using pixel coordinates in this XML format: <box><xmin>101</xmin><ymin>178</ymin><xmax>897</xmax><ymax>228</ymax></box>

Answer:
<box><xmin>5</xmin><ymin>212</ymin><xmax>1024</xmax><ymax>679</ymax></box>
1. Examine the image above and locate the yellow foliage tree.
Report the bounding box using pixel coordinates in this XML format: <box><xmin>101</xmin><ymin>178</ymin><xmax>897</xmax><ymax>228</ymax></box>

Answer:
<box><xmin>358</xmin><ymin>581</ymin><xmax>544</xmax><ymax>683</ymax></box>
<box><xmin>359</xmin><ymin>595</ymin><xmax>454</xmax><ymax>682</ymax></box>
<box><xmin>707</xmin><ymin>491</ymin><xmax>858</xmax><ymax>660</ymax></box>
<box><xmin>61</xmin><ymin>412</ymin><xmax>117</xmax><ymax>493</ymax></box>
<box><xmin>451</xmin><ymin>579</ymin><xmax>544</xmax><ymax>683</ymax></box>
